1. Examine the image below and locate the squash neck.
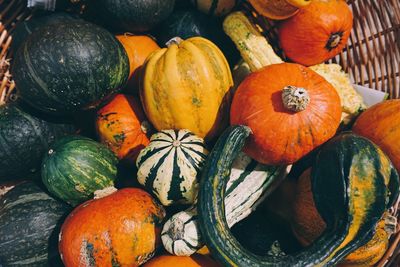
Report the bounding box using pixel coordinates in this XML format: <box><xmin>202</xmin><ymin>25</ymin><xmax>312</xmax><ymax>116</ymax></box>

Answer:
<box><xmin>282</xmin><ymin>86</ymin><xmax>310</xmax><ymax>112</ymax></box>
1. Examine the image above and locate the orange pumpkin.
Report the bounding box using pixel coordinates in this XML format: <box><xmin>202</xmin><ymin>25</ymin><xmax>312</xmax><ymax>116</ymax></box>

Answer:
<box><xmin>143</xmin><ymin>254</ymin><xmax>221</xmax><ymax>267</ymax></box>
<box><xmin>353</xmin><ymin>100</ymin><xmax>400</xmax><ymax>173</ymax></box>
<box><xmin>116</xmin><ymin>34</ymin><xmax>160</xmax><ymax>91</ymax></box>
<box><xmin>278</xmin><ymin>0</ymin><xmax>353</xmax><ymax>66</ymax></box>
<box><xmin>59</xmin><ymin>188</ymin><xmax>166</xmax><ymax>267</ymax></box>
<box><xmin>230</xmin><ymin>63</ymin><xmax>341</xmax><ymax>165</ymax></box>
<box><xmin>96</xmin><ymin>94</ymin><xmax>150</xmax><ymax>163</ymax></box>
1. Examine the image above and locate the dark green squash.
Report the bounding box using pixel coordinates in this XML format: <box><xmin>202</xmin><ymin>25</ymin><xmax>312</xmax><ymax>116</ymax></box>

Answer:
<box><xmin>198</xmin><ymin>126</ymin><xmax>399</xmax><ymax>266</ymax></box>
<box><xmin>0</xmin><ymin>181</ymin><xmax>71</xmax><ymax>267</ymax></box>
<box><xmin>152</xmin><ymin>8</ymin><xmax>239</xmax><ymax>66</ymax></box>
<box><xmin>41</xmin><ymin>135</ymin><xmax>118</xmax><ymax>206</ymax></box>
<box><xmin>0</xmin><ymin>104</ymin><xmax>75</xmax><ymax>182</ymax></box>
<box><xmin>11</xmin><ymin>12</ymin><xmax>80</xmax><ymax>53</ymax></box>
<box><xmin>97</xmin><ymin>0</ymin><xmax>176</xmax><ymax>32</ymax></box>
<box><xmin>12</xmin><ymin>20</ymin><xmax>129</xmax><ymax>114</ymax></box>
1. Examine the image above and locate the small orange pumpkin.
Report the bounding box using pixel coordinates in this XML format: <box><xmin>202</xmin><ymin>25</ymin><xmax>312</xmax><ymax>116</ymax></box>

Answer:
<box><xmin>143</xmin><ymin>254</ymin><xmax>221</xmax><ymax>267</ymax></box>
<box><xmin>353</xmin><ymin>99</ymin><xmax>400</xmax><ymax>173</ymax></box>
<box><xmin>116</xmin><ymin>34</ymin><xmax>160</xmax><ymax>91</ymax></box>
<box><xmin>230</xmin><ymin>63</ymin><xmax>341</xmax><ymax>165</ymax></box>
<box><xmin>278</xmin><ymin>0</ymin><xmax>353</xmax><ymax>66</ymax></box>
<box><xmin>59</xmin><ymin>188</ymin><xmax>166</xmax><ymax>267</ymax></box>
<box><xmin>96</xmin><ymin>94</ymin><xmax>150</xmax><ymax>163</ymax></box>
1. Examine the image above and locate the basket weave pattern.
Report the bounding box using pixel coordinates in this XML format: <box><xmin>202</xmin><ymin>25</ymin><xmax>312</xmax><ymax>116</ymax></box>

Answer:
<box><xmin>0</xmin><ymin>0</ymin><xmax>399</xmax><ymax>266</ymax></box>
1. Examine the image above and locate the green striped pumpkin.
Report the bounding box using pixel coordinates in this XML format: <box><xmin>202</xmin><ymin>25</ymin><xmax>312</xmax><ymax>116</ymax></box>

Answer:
<box><xmin>136</xmin><ymin>129</ymin><xmax>208</xmax><ymax>206</ymax></box>
<box><xmin>191</xmin><ymin>0</ymin><xmax>238</xmax><ymax>16</ymax></box>
<box><xmin>41</xmin><ymin>136</ymin><xmax>118</xmax><ymax>206</ymax></box>
<box><xmin>0</xmin><ymin>181</ymin><xmax>71</xmax><ymax>267</ymax></box>
<box><xmin>161</xmin><ymin>152</ymin><xmax>286</xmax><ymax>256</ymax></box>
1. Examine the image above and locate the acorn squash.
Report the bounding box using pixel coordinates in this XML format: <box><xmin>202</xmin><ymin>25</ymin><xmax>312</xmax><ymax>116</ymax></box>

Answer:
<box><xmin>198</xmin><ymin>126</ymin><xmax>399</xmax><ymax>266</ymax></box>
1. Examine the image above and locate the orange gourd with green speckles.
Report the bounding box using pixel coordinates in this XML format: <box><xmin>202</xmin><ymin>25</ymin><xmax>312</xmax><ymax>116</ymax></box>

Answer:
<box><xmin>96</xmin><ymin>94</ymin><xmax>150</xmax><ymax>163</ymax></box>
<box><xmin>59</xmin><ymin>188</ymin><xmax>166</xmax><ymax>267</ymax></box>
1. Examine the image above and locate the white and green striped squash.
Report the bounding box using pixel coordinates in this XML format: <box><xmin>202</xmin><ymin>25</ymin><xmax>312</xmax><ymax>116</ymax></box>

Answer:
<box><xmin>136</xmin><ymin>129</ymin><xmax>208</xmax><ymax>206</ymax></box>
<box><xmin>161</xmin><ymin>152</ymin><xmax>287</xmax><ymax>256</ymax></box>
<box><xmin>191</xmin><ymin>0</ymin><xmax>238</xmax><ymax>16</ymax></box>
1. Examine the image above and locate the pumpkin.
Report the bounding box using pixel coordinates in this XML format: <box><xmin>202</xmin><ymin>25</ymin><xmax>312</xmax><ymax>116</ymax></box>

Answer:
<box><xmin>0</xmin><ymin>182</ymin><xmax>71</xmax><ymax>267</ymax></box>
<box><xmin>248</xmin><ymin>0</ymin><xmax>299</xmax><ymax>20</ymax></box>
<box><xmin>59</xmin><ymin>188</ymin><xmax>166</xmax><ymax>267</ymax></box>
<box><xmin>292</xmin><ymin>168</ymin><xmax>394</xmax><ymax>267</ymax></box>
<box><xmin>97</xmin><ymin>0</ymin><xmax>175</xmax><ymax>32</ymax></box>
<box><xmin>136</xmin><ymin>129</ymin><xmax>208</xmax><ymax>206</ymax></box>
<box><xmin>198</xmin><ymin>126</ymin><xmax>398</xmax><ymax>266</ymax></box>
<box><xmin>115</xmin><ymin>34</ymin><xmax>160</xmax><ymax>91</ymax></box>
<box><xmin>0</xmin><ymin>104</ymin><xmax>75</xmax><ymax>182</ymax></box>
<box><xmin>191</xmin><ymin>0</ymin><xmax>237</xmax><ymax>16</ymax></box>
<box><xmin>42</xmin><ymin>135</ymin><xmax>118</xmax><ymax>206</ymax></box>
<box><xmin>140</xmin><ymin>36</ymin><xmax>233</xmax><ymax>141</ymax></box>
<box><xmin>162</xmin><ymin>153</ymin><xmax>285</xmax><ymax>256</ymax></box>
<box><xmin>230</xmin><ymin>63</ymin><xmax>342</xmax><ymax>165</ymax></box>
<box><xmin>278</xmin><ymin>0</ymin><xmax>353</xmax><ymax>66</ymax></box>
<box><xmin>143</xmin><ymin>254</ymin><xmax>221</xmax><ymax>267</ymax></box>
<box><xmin>12</xmin><ymin>20</ymin><xmax>129</xmax><ymax>114</ymax></box>
<box><xmin>353</xmin><ymin>99</ymin><xmax>400</xmax><ymax>173</ymax></box>
<box><xmin>286</xmin><ymin>0</ymin><xmax>312</xmax><ymax>7</ymax></box>
<box><xmin>96</xmin><ymin>94</ymin><xmax>150</xmax><ymax>163</ymax></box>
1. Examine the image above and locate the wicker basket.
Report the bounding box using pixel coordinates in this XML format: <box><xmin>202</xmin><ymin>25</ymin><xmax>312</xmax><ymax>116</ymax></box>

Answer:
<box><xmin>0</xmin><ymin>0</ymin><xmax>399</xmax><ymax>266</ymax></box>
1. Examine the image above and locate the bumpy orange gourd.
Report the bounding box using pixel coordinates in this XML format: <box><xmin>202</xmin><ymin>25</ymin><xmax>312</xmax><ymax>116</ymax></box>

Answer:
<box><xmin>140</xmin><ymin>37</ymin><xmax>233</xmax><ymax>141</ymax></box>
<box><xmin>96</xmin><ymin>94</ymin><xmax>150</xmax><ymax>163</ymax></box>
<box><xmin>59</xmin><ymin>188</ymin><xmax>166</xmax><ymax>267</ymax></box>
<box><xmin>116</xmin><ymin>34</ymin><xmax>160</xmax><ymax>90</ymax></box>
<box><xmin>143</xmin><ymin>254</ymin><xmax>221</xmax><ymax>267</ymax></box>
<box><xmin>278</xmin><ymin>0</ymin><xmax>353</xmax><ymax>66</ymax></box>
<box><xmin>353</xmin><ymin>100</ymin><xmax>400</xmax><ymax>173</ymax></box>
<box><xmin>230</xmin><ymin>63</ymin><xmax>341</xmax><ymax>165</ymax></box>
<box><xmin>292</xmin><ymin>169</ymin><xmax>390</xmax><ymax>267</ymax></box>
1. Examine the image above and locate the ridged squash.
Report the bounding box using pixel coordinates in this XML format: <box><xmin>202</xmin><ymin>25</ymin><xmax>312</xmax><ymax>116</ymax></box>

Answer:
<box><xmin>140</xmin><ymin>37</ymin><xmax>233</xmax><ymax>141</ymax></box>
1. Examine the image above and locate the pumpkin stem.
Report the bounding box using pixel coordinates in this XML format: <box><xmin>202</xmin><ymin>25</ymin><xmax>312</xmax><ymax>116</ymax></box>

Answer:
<box><xmin>282</xmin><ymin>86</ymin><xmax>310</xmax><ymax>112</ymax></box>
<box><xmin>166</xmin><ymin>37</ymin><xmax>183</xmax><ymax>47</ymax></box>
<box><xmin>94</xmin><ymin>186</ymin><xmax>118</xmax><ymax>199</ymax></box>
<box><xmin>326</xmin><ymin>32</ymin><xmax>343</xmax><ymax>50</ymax></box>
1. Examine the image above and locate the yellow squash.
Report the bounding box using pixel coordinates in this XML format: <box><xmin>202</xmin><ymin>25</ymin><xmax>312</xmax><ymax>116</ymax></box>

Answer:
<box><xmin>140</xmin><ymin>37</ymin><xmax>233</xmax><ymax>141</ymax></box>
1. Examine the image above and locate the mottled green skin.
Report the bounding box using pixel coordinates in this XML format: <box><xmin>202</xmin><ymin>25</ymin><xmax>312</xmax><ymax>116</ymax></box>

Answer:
<box><xmin>12</xmin><ymin>20</ymin><xmax>129</xmax><ymax>114</ymax></box>
<box><xmin>0</xmin><ymin>181</ymin><xmax>71</xmax><ymax>266</ymax></box>
<box><xmin>98</xmin><ymin>0</ymin><xmax>175</xmax><ymax>32</ymax></box>
<box><xmin>198</xmin><ymin>126</ymin><xmax>395</xmax><ymax>267</ymax></box>
<box><xmin>0</xmin><ymin>104</ymin><xmax>75</xmax><ymax>182</ymax></box>
<box><xmin>42</xmin><ymin>136</ymin><xmax>118</xmax><ymax>206</ymax></box>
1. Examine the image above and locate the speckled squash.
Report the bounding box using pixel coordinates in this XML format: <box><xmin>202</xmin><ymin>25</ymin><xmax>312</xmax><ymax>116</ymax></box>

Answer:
<box><xmin>140</xmin><ymin>37</ymin><xmax>233</xmax><ymax>141</ymax></box>
<box><xmin>59</xmin><ymin>188</ymin><xmax>166</xmax><ymax>267</ymax></box>
<box><xmin>0</xmin><ymin>182</ymin><xmax>71</xmax><ymax>267</ymax></box>
<box><xmin>96</xmin><ymin>94</ymin><xmax>150</xmax><ymax>163</ymax></box>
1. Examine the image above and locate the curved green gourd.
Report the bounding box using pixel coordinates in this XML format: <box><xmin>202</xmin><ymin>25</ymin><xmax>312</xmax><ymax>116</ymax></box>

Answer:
<box><xmin>198</xmin><ymin>126</ymin><xmax>399</xmax><ymax>267</ymax></box>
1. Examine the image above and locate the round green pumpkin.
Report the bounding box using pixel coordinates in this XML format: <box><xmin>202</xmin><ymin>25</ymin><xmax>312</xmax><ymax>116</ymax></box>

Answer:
<box><xmin>42</xmin><ymin>135</ymin><xmax>118</xmax><ymax>206</ymax></box>
<box><xmin>0</xmin><ymin>181</ymin><xmax>71</xmax><ymax>267</ymax></box>
<box><xmin>97</xmin><ymin>0</ymin><xmax>176</xmax><ymax>32</ymax></box>
<box><xmin>12</xmin><ymin>20</ymin><xmax>129</xmax><ymax>114</ymax></box>
<box><xmin>0</xmin><ymin>104</ymin><xmax>75</xmax><ymax>182</ymax></box>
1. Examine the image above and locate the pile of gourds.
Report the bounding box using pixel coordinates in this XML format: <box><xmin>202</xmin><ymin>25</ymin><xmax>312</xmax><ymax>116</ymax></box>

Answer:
<box><xmin>1</xmin><ymin>0</ymin><xmax>399</xmax><ymax>266</ymax></box>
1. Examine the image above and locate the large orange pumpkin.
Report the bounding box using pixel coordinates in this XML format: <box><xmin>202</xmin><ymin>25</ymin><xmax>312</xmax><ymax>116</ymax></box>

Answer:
<box><xmin>143</xmin><ymin>254</ymin><xmax>221</xmax><ymax>267</ymax></box>
<box><xmin>353</xmin><ymin>99</ymin><xmax>400</xmax><ymax>173</ymax></box>
<box><xmin>96</xmin><ymin>94</ymin><xmax>150</xmax><ymax>163</ymax></box>
<box><xmin>116</xmin><ymin>34</ymin><xmax>160</xmax><ymax>91</ymax></box>
<box><xmin>278</xmin><ymin>0</ymin><xmax>353</xmax><ymax>66</ymax></box>
<box><xmin>230</xmin><ymin>63</ymin><xmax>341</xmax><ymax>165</ymax></box>
<box><xmin>59</xmin><ymin>188</ymin><xmax>166</xmax><ymax>267</ymax></box>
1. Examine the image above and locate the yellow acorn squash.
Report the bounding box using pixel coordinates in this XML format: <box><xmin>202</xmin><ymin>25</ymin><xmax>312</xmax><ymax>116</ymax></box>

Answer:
<box><xmin>140</xmin><ymin>37</ymin><xmax>233</xmax><ymax>141</ymax></box>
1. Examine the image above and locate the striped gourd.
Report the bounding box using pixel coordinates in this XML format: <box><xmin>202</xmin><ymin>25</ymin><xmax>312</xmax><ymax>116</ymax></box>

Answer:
<box><xmin>191</xmin><ymin>0</ymin><xmax>238</xmax><ymax>16</ymax></box>
<box><xmin>161</xmin><ymin>152</ymin><xmax>286</xmax><ymax>256</ymax></box>
<box><xmin>41</xmin><ymin>136</ymin><xmax>118</xmax><ymax>206</ymax></box>
<box><xmin>136</xmin><ymin>130</ymin><xmax>208</xmax><ymax>206</ymax></box>
<box><xmin>0</xmin><ymin>182</ymin><xmax>71</xmax><ymax>267</ymax></box>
